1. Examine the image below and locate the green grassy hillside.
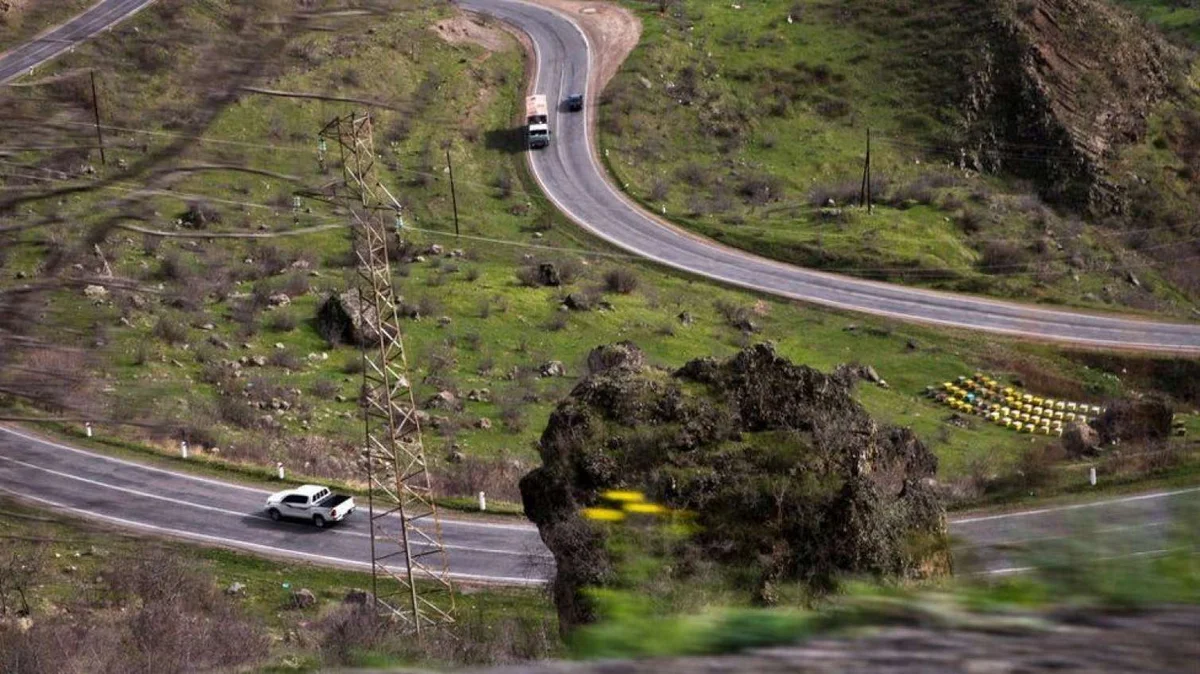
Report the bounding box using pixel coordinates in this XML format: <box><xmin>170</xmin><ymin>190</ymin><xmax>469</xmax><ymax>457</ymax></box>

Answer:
<box><xmin>601</xmin><ymin>0</ymin><xmax>1198</xmax><ymax>315</ymax></box>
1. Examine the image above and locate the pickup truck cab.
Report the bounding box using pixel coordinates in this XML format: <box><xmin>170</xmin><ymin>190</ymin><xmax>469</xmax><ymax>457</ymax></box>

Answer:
<box><xmin>565</xmin><ymin>94</ymin><xmax>584</xmax><ymax>112</ymax></box>
<box><xmin>265</xmin><ymin>485</ymin><xmax>355</xmax><ymax>528</ymax></box>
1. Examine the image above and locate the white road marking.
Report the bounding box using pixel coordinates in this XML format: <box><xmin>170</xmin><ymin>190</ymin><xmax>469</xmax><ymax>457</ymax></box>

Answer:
<box><xmin>952</xmin><ymin>486</ymin><xmax>1200</xmax><ymax>525</ymax></box>
<box><xmin>0</xmin><ymin>453</ymin><xmax>547</xmax><ymax>558</ymax></box>
<box><xmin>0</xmin><ymin>486</ymin><xmax>545</xmax><ymax>586</ymax></box>
<box><xmin>0</xmin><ymin>425</ymin><xmax>536</xmax><ymax>531</ymax></box>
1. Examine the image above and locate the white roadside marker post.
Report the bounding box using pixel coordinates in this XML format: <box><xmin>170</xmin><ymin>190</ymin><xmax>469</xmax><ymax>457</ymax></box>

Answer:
<box><xmin>1089</xmin><ymin>467</ymin><xmax>1097</xmax><ymax>487</ymax></box>
<box><xmin>277</xmin><ymin>462</ymin><xmax>285</xmax><ymax>480</ymax></box>
<box><xmin>85</xmin><ymin>422</ymin><xmax>92</xmax><ymax>438</ymax></box>
<box><xmin>478</xmin><ymin>491</ymin><xmax>487</xmax><ymax>512</ymax></box>
<box><xmin>180</xmin><ymin>441</ymin><xmax>188</xmax><ymax>459</ymax></box>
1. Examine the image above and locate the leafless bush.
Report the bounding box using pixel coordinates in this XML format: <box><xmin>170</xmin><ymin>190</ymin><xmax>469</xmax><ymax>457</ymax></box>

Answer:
<box><xmin>312</xmin><ymin>379</ymin><xmax>339</xmax><ymax>399</ymax></box>
<box><xmin>431</xmin><ymin>457</ymin><xmax>525</xmax><ymax>502</ymax></box>
<box><xmin>957</xmin><ymin>208</ymin><xmax>986</xmax><ymax>234</ymax></box>
<box><xmin>465</xmin><ymin>266</ymin><xmax>482</xmax><ymax>283</ymax></box>
<box><xmin>494</xmin><ymin>171</ymin><xmax>514</xmax><ymax>199</ymax></box>
<box><xmin>267</xmin><ymin>310</ymin><xmax>299</xmax><ymax>332</ymax></box>
<box><xmin>737</xmin><ymin>171</ymin><xmax>784</xmax><ymax>205</ymax></box>
<box><xmin>497</xmin><ymin>392</ymin><xmax>528</xmax><ymax>433</ymax></box>
<box><xmin>604</xmin><ymin>267</ymin><xmax>640</xmax><ymax>294</ymax></box>
<box><xmin>216</xmin><ymin>396</ymin><xmax>259</xmax><ymax>429</ymax></box>
<box><xmin>152</xmin><ymin>316</ymin><xmax>189</xmax><ymax>345</ymax></box>
<box><xmin>1015</xmin><ymin>443</ymin><xmax>1064</xmax><ymax>490</ymax></box>
<box><xmin>544</xmin><ymin>313</ymin><xmax>569</xmax><ymax>332</ymax></box>
<box><xmin>180</xmin><ymin>200</ymin><xmax>221</xmax><ymax>229</ymax></box>
<box><xmin>808</xmin><ymin>180</ymin><xmax>861</xmax><ymax>208</ymax></box>
<box><xmin>267</xmin><ymin>349</ymin><xmax>302</xmax><ymax>370</ymax></box>
<box><xmin>676</xmin><ymin>162</ymin><xmax>711</xmax><ymax>188</ymax></box>
<box><xmin>650</xmin><ymin>177</ymin><xmax>669</xmax><ymax>202</ymax></box>
<box><xmin>978</xmin><ymin>240</ymin><xmax>1030</xmax><ymax>273</ymax></box>
<box><xmin>0</xmin><ymin>542</ymin><xmax>44</xmax><ymax>617</ymax></box>
<box><xmin>156</xmin><ymin>250</ymin><xmax>194</xmax><ymax>283</ymax></box>
<box><xmin>342</xmin><ymin>357</ymin><xmax>365</xmax><ymax>375</ymax></box>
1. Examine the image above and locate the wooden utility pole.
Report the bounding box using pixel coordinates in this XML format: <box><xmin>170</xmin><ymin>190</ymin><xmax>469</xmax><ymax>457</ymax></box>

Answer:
<box><xmin>866</xmin><ymin>128</ymin><xmax>872</xmax><ymax>213</ymax></box>
<box><xmin>446</xmin><ymin>148</ymin><xmax>460</xmax><ymax>238</ymax></box>
<box><xmin>860</xmin><ymin>127</ymin><xmax>872</xmax><ymax>212</ymax></box>
<box><xmin>89</xmin><ymin>70</ymin><xmax>106</xmax><ymax>166</ymax></box>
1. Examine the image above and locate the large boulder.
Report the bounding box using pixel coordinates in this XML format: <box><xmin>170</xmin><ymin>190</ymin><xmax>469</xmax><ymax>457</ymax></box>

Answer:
<box><xmin>1061</xmin><ymin>421</ymin><xmax>1100</xmax><ymax>457</ymax></box>
<box><xmin>316</xmin><ymin>292</ymin><xmax>379</xmax><ymax>347</ymax></box>
<box><xmin>521</xmin><ymin>343</ymin><xmax>948</xmax><ymax>633</ymax></box>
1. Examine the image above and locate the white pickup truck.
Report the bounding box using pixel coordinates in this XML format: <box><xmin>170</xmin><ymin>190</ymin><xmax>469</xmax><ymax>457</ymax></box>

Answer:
<box><xmin>265</xmin><ymin>484</ymin><xmax>355</xmax><ymax>528</ymax></box>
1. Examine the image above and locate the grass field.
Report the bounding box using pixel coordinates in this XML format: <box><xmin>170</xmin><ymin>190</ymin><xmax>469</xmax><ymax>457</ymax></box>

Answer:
<box><xmin>0</xmin><ymin>0</ymin><xmax>1198</xmax><ymax>511</ymax></box>
<box><xmin>599</xmin><ymin>0</ymin><xmax>1197</xmax><ymax>315</ymax></box>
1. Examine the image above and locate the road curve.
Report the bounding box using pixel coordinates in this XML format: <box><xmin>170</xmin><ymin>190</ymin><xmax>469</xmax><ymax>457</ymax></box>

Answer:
<box><xmin>462</xmin><ymin>0</ymin><xmax>1200</xmax><ymax>353</ymax></box>
<box><xmin>0</xmin><ymin>0</ymin><xmax>158</xmax><ymax>84</ymax></box>
<box><xmin>0</xmin><ymin>426</ymin><xmax>551</xmax><ymax>585</ymax></box>
<box><xmin>2</xmin><ymin>425</ymin><xmax>1197</xmax><ymax>584</ymax></box>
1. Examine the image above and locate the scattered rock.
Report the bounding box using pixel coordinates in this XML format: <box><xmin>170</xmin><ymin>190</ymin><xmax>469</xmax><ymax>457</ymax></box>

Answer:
<box><xmin>251</xmin><ymin>355</ymin><xmax>268</xmax><ymax>367</ymax></box>
<box><xmin>427</xmin><ymin>390</ymin><xmax>459</xmax><ymax>410</ymax></box>
<box><xmin>446</xmin><ymin>450</ymin><xmax>466</xmax><ymax>464</ymax></box>
<box><xmin>466</xmin><ymin>388</ymin><xmax>492</xmax><ymax>402</ymax></box>
<box><xmin>677</xmin><ymin>311</ymin><xmax>695</xmax><ymax>326</ymax></box>
<box><xmin>268</xmin><ymin>293</ymin><xmax>291</xmax><ymax>308</ymax></box>
<box><xmin>198</xmin><ymin>323</ymin><xmax>215</xmax><ymax>331</ymax></box>
<box><xmin>316</xmin><ymin>292</ymin><xmax>380</xmax><ymax>347</ymax></box>
<box><xmin>586</xmin><ymin>342</ymin><xmax>646</xmax><ymax>375</ymax></box>
<box><xmin>1062</xmin><ymin>421</ymin><xmax>1101</xmax><ymax>457</ymax></box>
<box><xmin>343</xmin><ymin>588</ymin><xmax>372</xmax><ymax>605</ymax></box>
<box><xmin>563</xmin><ymin>293</ymin><xmax>594</xmax><ymax>311</ymax></box>
<box><xmin>83</xmin><ymin>285</ymin><xmax>108</xmax><ymax>303</ymax></box>
<box><xmin>225</xmin><ymin>582</ymin><xmax>246</xmax><ymax>597</ymax></box>
<box><xmin>437</xmin><ymin>316</ymin><xmax>452</xmax><ymax>327</ymax></box>
<box><xmin>905</xmin><ymin>339</ymin><xmax>920</xmax><ymax>351</ymax></box>
<box><xmin>476</xmin><ymin>417</ymin><xmax>492</xmax><ymax>430</ymax></box>
<box><xmin>1126</xmin><ymin>271</ymin><xmax>1141</xmax><ymax>287</ymax></box>
<box><xmin>539</xmin><ymin>360</ymin><xmax>567</xmax><ymax>377</ymax></box>
<box><xmin>428</xmin><ymin>244</ymin><xmax>444</xmax><ymax>255</ymax></box>
<box><xmin>291</xmin><ymin>588</ymin><xmax>317</xmax><ymax>609</ymax></box>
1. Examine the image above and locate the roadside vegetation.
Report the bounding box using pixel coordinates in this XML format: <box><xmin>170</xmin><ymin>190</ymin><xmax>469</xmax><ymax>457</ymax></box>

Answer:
<box><xmin>0</xmin><ymin>0</ymin><xmax>1197</xmax><ymax>520</ymax></box>
<box><xmin>601</xmin><ymin>0</ymin><xmax>1200</xmax><ymax>315</ymax></box>
<box><xmin>0</xmin><ymin>497</ymin><xmax>557</xmax><ymax>671</ymax></box>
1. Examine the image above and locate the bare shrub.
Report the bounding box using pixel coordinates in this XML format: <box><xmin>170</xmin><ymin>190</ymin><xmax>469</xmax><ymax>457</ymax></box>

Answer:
<box><xmin>156</xmin><ymin>250</ymin><xmax>193</xmax><ymax>283</ymax></box>
<box><xmin>957</xmin><ymin>209</ymin><xmax>985</xmax><ymax>233</ymax></box>
<box><xmin>737</xmin><ymin>171</ymin><xmax>784</xmax><ymax>205</ymax></box>
<box><xmin>604</xmin><ymin>267</ymin><xmax>640</xmax><ymax>294</ymax></box>
<box><xmin>649</xmin><ymin>177</ymin><xmax>669</xmax><ymax>202</ymax></box>
<box><xmin>978</xmin><ymin>241</ymin><xmax>1030</xmax><ymax>273</ymax></box>
<box><xmin>544</xmin><ymin>313</ymin><xmax>569</xmax><ymax>332</ymax></box>
<box><xmin>432</xmin><ymin>457</ymin><xmax>525</xmax><ymax>502</ymax></box>
<box><xmin>808</xmin><ymin>180</ymin><xmax>861</xmax><ymax>208</ymax></box>
<box><xmin>676</xmin><ymin>162</ymin><xmax>710</xmax><ymax>187</ymax></box>
<box><xmin>152</xmin><ymin>316</ymin><xmax>189</xmax><ymax>345</ymax></box>
<box><xmin>465</xmin><ymin>266</ymin><xmax>482</xmax><ymax>283</ymax></box>
<box><xmin>279</xmin><ymin>272</ymin><xmax>310</xmax><ymax>298</ymax></box>
<box><xmin>497</xmin><ymin>391</ymin><xmax>528</xmax><ymax>433</ymax></box>
<box><xmin>312</xmin><ymin>379</ymin><xmax>339</xmax><ymax>399</ymax></box>
<box><xmin>217</xmin><ymin>396</ymin><xmax>259</xmax><ymax>429</ymax></box>
<box><xmin>267</xmin><ymin>310</ymin><xmax>299</xmax><ymax>332</ymax></box>
<box><xmin>1015</xmin><ymin>443</ymin><xmax>1064</xmax><ymax>490</ymax></box>
<box><xmin>268</xmin><ymin>349</ymin><xmax>302</xmax><ymax>370</ymax></box>
<box><xmin>180</xmin><ymin>200</ymin><xmax>221</xmax><ymax>229</ymax></box>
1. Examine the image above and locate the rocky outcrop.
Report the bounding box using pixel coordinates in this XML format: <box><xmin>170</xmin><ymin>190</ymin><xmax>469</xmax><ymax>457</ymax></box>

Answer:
<box><xmin>959</xmin><ymin>0</ymin><xmax>1184</xmax><ymax>212</ymax></box>
<box><xmin>521</xmin><ymin>344</ymin><xmax>948</xmax><ymax>632</ymax></box>
<box><xmin>315</xmin><ymin>292</ymin><xmax>379</xmax><ymax>347</ymax></box>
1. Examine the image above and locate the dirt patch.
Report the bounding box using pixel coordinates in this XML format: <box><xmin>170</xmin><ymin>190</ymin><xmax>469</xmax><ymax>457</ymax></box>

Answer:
<box><xmin>431</xmin><ymin>12</ymin><xmax>511</xmax><ymax>53</ymax></box>
<box><xmin>526</xmin><ymin>0</ymin><xmax>642</xmax><ymax>93</ymax></box>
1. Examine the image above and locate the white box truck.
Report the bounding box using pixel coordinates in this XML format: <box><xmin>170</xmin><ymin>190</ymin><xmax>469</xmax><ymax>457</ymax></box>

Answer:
<box><xmin>526</xmin><ymin>94</ymin><xmax>550</xmax><ymax>149</ymax></box>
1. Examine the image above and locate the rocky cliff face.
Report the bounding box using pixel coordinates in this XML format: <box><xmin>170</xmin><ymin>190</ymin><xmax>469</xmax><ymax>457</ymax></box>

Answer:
<box><xmin>959</xmin><ymin>0</ymin><xmax>1184</xmax><ymax>212</ymax></box>
<box><xmin>520</xmin><ymin>344</ymin><xmax>947</xmax><ymax>632</ymax></box>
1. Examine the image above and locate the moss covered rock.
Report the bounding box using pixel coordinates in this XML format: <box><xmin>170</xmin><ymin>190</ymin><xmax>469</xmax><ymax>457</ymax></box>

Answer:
<box><xmin>521</xmin><ymin>343</ymin><xmax>948</xmax><ymax>632</ymax></box>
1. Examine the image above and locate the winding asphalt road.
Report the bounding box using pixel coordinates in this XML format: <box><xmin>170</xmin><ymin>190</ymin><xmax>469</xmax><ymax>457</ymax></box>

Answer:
<box><xmin>462</xmin><ymin>0</ymin><xmax>1200</xmax><ymax>353</ymax></box>
<box><xmin>0</xmin><ymin>0</ymin><xmax>157</xmax><ymax>83</ymax></box>
<box><xmin>2</xmin><ymin>425</ymin><xmax>1197</xmax><ymax>583</ymax></box>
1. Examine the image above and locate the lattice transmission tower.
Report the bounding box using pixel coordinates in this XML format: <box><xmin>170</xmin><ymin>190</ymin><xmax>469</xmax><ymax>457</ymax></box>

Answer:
<box><xmin>318</xmin><ymin>112</ymin><xmax>454</xmax><ymax>633</ymax></box>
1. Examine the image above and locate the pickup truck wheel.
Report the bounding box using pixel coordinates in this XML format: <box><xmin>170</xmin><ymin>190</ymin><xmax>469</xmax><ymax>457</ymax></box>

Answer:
<box><xmin>268</xmin><ymin>508</ymin><xmax>281</xmax><ymax>522</ymax></box>
<box><xmin>313</xmin><ymin>515</ymin><xmax>326</xmax><ymax>528</ymax></box>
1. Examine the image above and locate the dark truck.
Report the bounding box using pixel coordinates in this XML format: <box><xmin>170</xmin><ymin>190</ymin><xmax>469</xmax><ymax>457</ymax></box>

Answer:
<box><xmin>565</xmin><ymin>93</ymin><xmax>584</xmax><ymax>112</ymax></box>
<box><xmin>265</xmin><ymin>484</ymin><xmax>355</xmax><ymax>528</ymax></box>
